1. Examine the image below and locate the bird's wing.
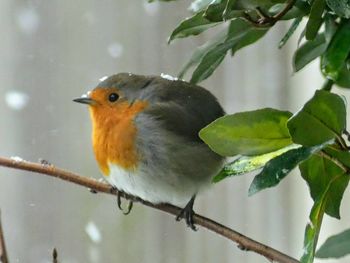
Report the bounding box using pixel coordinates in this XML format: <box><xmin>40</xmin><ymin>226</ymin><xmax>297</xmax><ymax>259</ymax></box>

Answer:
<box><xmin>140</xmin><ymin>77</ymin><xmax>225</xmax><ymax>142</ymax></box>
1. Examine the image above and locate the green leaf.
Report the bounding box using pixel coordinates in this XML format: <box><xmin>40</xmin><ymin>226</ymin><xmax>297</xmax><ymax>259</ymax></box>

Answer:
<box><xmin>190</xmin><ymin>42</ymin><xmax>228</xmax><ymax>83</ymax></box>
<box><xmin>300</xmin><ymin>156</ymin><xmax>348</xmax><ymax>262</ymax></box>
<box><xmin>230</xmin><ymin>26</ymin><xmax>267</xmax><ymax>55</ymax></box>
<box><xmin>168</xmin><ymin>11</ymin><xmax>220</xmax><ymax>43</ymax></box>
<box><xmin>321</xmin><ymin>20</ymin><xmax>350</xmax><ymax>80</ymax></box>
<box><xmin>305</xmin><ymin>0</ymin><xmax>326</xmax><ymax>40</ymax></box>
<box><xmin>223</xmin><ymin>0</ymin><xmax>237</xmax><ymax>20</ymax></box>
<box><xmin>234</xmin><ymin>0</ymin><xmax>286</xmax><ymax>10</ymax></box>
<box><xmin>316</xmin><ymin>229</ymin><xmax>350</xmax><ymax>258</ymax></box>
<box><xmin>204</xmin><ymin>2</ymin><xmax>229</xmax><ymax>22</ymax></box>
<box><xmin>326</xmin><ymin>0</ymin><xmax>350</xmax><ymax>18</ymax></box>
<box><xmin>148</xmin><ymin>0</ymin><xmax>177</xmax><ymax>2</ymax></box>
<box><xmin>269</xmin><ymin>3</ymin><xmax>306</xmax><ymax>20</ymax></box>
<box><xmin>204</xmin><ymin>4</ymin><xmax>245</xmax><ymax>22</ymax></box>
<box><xmin>300</xmin><ymin>187</ymin><xmax>328</xmax><ymax>263</ymax></box>
<box><xmin>248</xmin><ymin>142</ymin><xmax>331</xmax><ymax>195</ymax></box>
<box><xmin>287</xmin><ymin>90</ymin><xmax>347</xmax><ymax>147</ymax></box>
<box><xmin>335</xmin><ymin>64</ymin><xmax>350</xmax><ymax>88</ymax></box>
<box><xmin>293</xmin><ymin>33</ymin><xmax>327</xmax><ymax>72</ymax></box>
<box><xmin>324</xmin><ymin>146</ymin><xmax>350</xmax><ymax>167</ymax></box>
<box><xmin>279</xmin><ymin>17</ymin><xmax>303</xmax><ymax>49</ymax></box>
<box><xmin>213</xmin><ymin>144</ymin><xmax>301</xmax><ymax>183</ymax></box>
<box><xmin>199</xmin><ymin>108</ymin><xmax>293</xmax><ymax>156</ymax></box>
<box><xmin>178</xmin><ymin>28</ymin><xmax>227</xmax><ymax>79</ymax></box>
<box><xmin>324</xmin><ymin>14</ymin><xmax>338</xmax><ymax>44</ymax></box>
<box><xmin>189</xmin><ymin>0</ymin><xmax>218</xmax><ymax>12</ymax></box>
<box><xmin>299</xmin><ymin>155</ymin><xmax>349</xmax><ymax>219</ymax></box>
<box><xmin>190</xmin><ymin>19</ymin><xmax>267</xmax><ymax>83</ymax></box>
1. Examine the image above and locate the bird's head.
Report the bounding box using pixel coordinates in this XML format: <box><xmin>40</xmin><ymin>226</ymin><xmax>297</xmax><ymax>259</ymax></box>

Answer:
<box><xmin>74</xmin><ymin>73</ymin><xmax>150</xmax><ymax>126</ymax></box>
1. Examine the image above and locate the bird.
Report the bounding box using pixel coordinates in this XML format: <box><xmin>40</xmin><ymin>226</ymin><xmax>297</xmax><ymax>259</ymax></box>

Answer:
<box><xmin>73</xmin><ymin>73</ymin><xmax>224</xmax><ymax>230</ymax></box>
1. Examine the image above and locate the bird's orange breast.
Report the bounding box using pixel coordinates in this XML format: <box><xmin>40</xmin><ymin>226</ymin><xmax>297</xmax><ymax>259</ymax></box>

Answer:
<box><xmin>89</xmin><ymin>100</ymin><xmax>148</xmax><ymax>175</ymax></box>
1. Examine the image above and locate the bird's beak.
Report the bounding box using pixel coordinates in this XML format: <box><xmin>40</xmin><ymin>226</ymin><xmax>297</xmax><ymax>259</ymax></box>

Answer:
<box><xmin>73</xmin><ymin>94</ymin><xmax>96</xmax><ymax>105</ymax></box>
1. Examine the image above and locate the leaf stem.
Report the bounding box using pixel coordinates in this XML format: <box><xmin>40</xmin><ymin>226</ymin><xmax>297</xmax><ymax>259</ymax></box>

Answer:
<box><xmin>321</xmin><ymin>79</ymin><xmax>334</xmax><ymax>91</ymax></box>
<box><xmin>0</xmin><ymin>156</ymin><xmax>299</xmax><ymax>263</ymax></box>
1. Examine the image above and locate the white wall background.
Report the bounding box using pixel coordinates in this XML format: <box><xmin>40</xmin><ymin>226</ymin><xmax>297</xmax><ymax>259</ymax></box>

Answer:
<box><xmin>0</xmin><ymin>1</ymin><xmax>350</xmax><ymax>262</ymax></box>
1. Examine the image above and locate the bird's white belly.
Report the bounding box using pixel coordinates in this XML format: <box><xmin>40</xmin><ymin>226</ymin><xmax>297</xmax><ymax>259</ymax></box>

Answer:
<box><xmin>105</xmin><ymin>163</ymin><xmax>195</xmax><ymax>207</ymax></box>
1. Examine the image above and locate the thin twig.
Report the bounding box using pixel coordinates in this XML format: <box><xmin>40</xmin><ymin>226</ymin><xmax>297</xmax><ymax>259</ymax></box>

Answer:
<box><xmin>243</xmin><ymin>0</ymin><xmax>297</xmax><ymax>27</ymax></box>
<box><xmin>0</xmin><ymin>210</ymin><xmax>9</xmax><ymax>263</ymax></box>
<box><xmin>0</xmin><ymin>156</ymin><xmax>299</xmax><ymax>263</ymax></box>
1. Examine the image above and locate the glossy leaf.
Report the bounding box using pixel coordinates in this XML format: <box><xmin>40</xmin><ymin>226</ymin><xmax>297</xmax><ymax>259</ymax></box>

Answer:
<box><xmin>230</xmin><ymin>26</ymin><xmax>267</xmax><ymax>55</ymax></box>
<box><xmin>305</xmin><ymin>0</ymin><xmax>326</xmax><ymax>40</ymax></box>
<box><xmin>287</xmin><ymin>90</ymin><xmax>347</xmax><ymax>146</ymax></box>
<box><xmin>300</xmin><ymin>188</ymin><xmax>327</xmax><ymax>263</ymax></box>
<box><xmin>168</xmin><ymin>11</ymin><xmax>220</xmax><ymax>43</ymax></box>
<box><xmin>190</xmin><ymin>19</ymin><xmax>267</xmax><ymax>83</ymax></box>
<box><xmin>293</xmin><ymin>33</ymin><xmax>327</xmax><ymax>72</ymax></box>
<box><xmin>189</xmin><ymin>0</ymin><xmax>217</xmax><ymax>12</ymax></box>
<box><xmin>279</xmin><ymin>17</ymin><xmax>303</xmax><ymax>49</ymax></box>
<box><xmin>234</xmin><ymin>0</ymin><xmax>286</xmax><ymax>9</ymax></box>
<box><xmin>204</xmin><ymin>2</ymin><xmax>244</xmax><ymax>22</ymax></box>
<box><xmin>248</xmin><ymin>142</ymin><xmax>330</xmax><ymax>196</ymax></box>
<box><xmin>199</xmin><ymin>108</ymin><xmax>292</xmax><ymax>156</ymax></box>
<box><xmin>269</xmin><ymin>4</ymin><xmax>306</xmax><ymax>20</ymax></box>
<box><xmin>300</xmin><ymin>156</ymin><xmax>348</xmax><ymax>262</ymax></box>
<box><xmin>223</xmin><ymin>0</ymin><xmax>237</xmax><ymax>20</ymax></box>
<box><xmin>148</xmin><ymin>0</ymin><xmax>176</xmax><ymax>2</ymax></box>
<box><xmin>299</xmin><ymin>155</ymin><xmax>349</xmax><ymax>219</ymax></box>
<box><xmin>324</xmin><ymin>14</ymin><xmax>338</xmax><ymax>44</ymax></box>
<box><xmin>326</xmin><ymin>0</ymin><xmax>350</xmax><ymax>18</ymax></box>
<box><xmin>324</xmin><ymin>146</ymin><xmax>350</xmax><ymax>167</ymax></box>
<box><xmin>316</xmin><ymin>229</ymin><xmax>350</xmax><ymax>258</ymax></box>
<box><xmin>190</xmin><ymin>42</ymin><xmax>228</xmax><ymax>83</ymax></box>
<box><xmin>334</xmin><ymin>64</ymin><xmax>350</xmax><ymax>88</ymax></box>
<box><xmin>321</xmin><ymin>20</ymin><xmax>350</xmax><ymax>80</ymax></box>
<box><xmin>178</xmin><ymin>29</ymin><xmax>227</xmax><ymax>79</ymax></box>
<box><xmin>213</xmin><ymin>144</ymin><xmax>301</xmax><ymax>183</ymax></box>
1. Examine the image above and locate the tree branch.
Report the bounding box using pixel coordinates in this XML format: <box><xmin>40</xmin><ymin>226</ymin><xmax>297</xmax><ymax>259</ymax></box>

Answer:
<box><xmin>243</xmin><ymin>0</ymin><xmax>297</xmax><ymax>27</ymax></box>
<box><xmin>0</xmin><ymin>156</ymin><xmax>299</xmax><ymax>263</ymax></box>
<box><xmin>0</xmin><ymin>210</ymin><xmax>9</xmax><ymax>263</ymax></box>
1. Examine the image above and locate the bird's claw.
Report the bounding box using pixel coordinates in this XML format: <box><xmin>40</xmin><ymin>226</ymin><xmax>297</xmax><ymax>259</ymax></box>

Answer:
<box><xmin>117</xmin><ymin>190</ymin><xmax>133</xmax><ymax>215</ymax></box>
<box><xmin>176</xmin><ymin>208</ymin><xmax>197</xmax><ymax>231</ymax></box>
<box><xmin>176</xmin><ymin>196</ymin><xmax>197</xmax><ymax>231</ymax></box>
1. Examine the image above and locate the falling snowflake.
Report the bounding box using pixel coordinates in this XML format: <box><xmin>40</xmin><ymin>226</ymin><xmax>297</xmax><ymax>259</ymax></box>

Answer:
<box><xmin>5</xmin><ymin>91</ymin><xmax>29</xmax><ymax>110</ymax></box>
<box><xmin>85</xmin><ymin>221</ymin><xmax>102</xmax><ymax>243</ymax></box>
<box><xmin>107</xmin><ymin>42</ymin><xmax>123</xmax><ymax>58</ymax></box>
<box><xmin>143</xmin><ymin>1</ymin><xmax>160</xmax><ymax>16</ymax></box>
<box><xmin>16</xmin><ymin>7</ymin><xmax>40</xmax><ymax>34</ymax></box>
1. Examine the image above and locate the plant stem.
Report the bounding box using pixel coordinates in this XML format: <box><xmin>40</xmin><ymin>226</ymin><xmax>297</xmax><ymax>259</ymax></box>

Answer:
<box><xmin>321</xmin><ymin>79</ymin><xmax>334</xmax><ymax>91</ymax></box>
<box><xmin>0</xmin><ymin>156</ymin><xmax>299</xmax><ymax>263</ymax></box>
<box><xmin>243</xmin><ymin>0</ymin><xmax>297</xmax><ymax>27</ymax></box>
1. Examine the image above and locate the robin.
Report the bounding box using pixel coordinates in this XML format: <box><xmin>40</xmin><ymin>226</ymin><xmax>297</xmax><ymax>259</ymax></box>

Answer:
<box><xmin>74</xmin><ymin>73</ymin><xmax>224</xmax><ymax>230</ymax></box>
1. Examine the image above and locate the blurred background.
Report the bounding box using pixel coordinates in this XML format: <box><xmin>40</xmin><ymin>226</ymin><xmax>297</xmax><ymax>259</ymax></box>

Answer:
<box><xmin>0</xmin><ymin>1</ymin><xmax>350</xmax><ymax>262</ymax></box>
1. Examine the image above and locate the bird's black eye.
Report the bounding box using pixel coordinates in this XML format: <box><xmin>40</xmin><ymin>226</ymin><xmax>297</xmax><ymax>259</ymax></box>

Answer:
<box><xmin>108</xmin><ymin>93</ymin><xmax>119</xmax><ymax>102</ymax></box>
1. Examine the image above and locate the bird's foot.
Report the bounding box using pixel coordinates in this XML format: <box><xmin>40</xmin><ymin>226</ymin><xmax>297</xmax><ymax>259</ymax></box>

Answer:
<box><xmin>115</xmin><ymin>188</ymin><xmax>133</xmax><ymax>215</ymax></box>
<box><xmin>176</xmin><ymin>196</ymin><xmax>197</xmax><ymax>231</ymax></box>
